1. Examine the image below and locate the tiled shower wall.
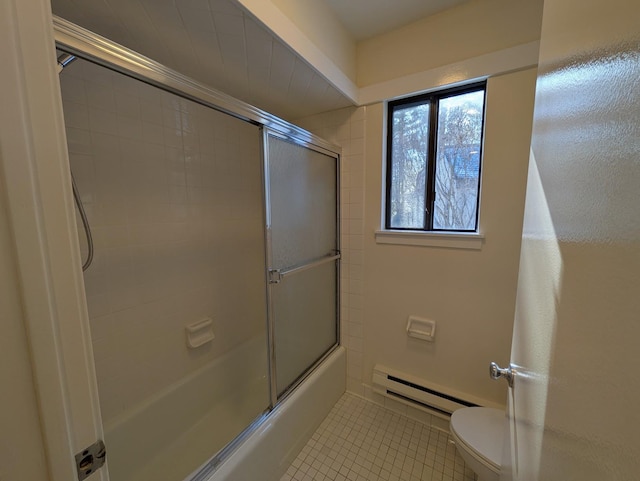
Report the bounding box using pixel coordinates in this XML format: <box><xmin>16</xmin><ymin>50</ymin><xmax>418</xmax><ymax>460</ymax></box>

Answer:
<box><xmin>295</xmin><ymin>107</ymin><xmax>366</xmax><ymax>396</ymax></box>
<box><xmin>60</xmin><ymin>59</ymin><xmax>268</xmax><ymax>423</ymax></box>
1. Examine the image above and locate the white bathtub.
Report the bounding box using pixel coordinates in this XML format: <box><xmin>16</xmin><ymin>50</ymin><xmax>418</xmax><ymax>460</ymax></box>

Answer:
<box><xmin>104</xmin><ymin>336</ymin><xmax>269</xmax><ymax>481</ymax></box>
<box><xmin>201</xmin><ymin>346</ymin><xmax>346</xmax><ymax>481</ymax></box>
<box><xmin>103</xmin><ymin>338</ymin><xmax>345</xmax><ymax>481</ymax></box>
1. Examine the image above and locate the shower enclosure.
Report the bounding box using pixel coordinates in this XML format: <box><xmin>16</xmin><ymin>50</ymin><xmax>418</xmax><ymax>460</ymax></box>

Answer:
<box><xmin>56</xmin><ymin>17</ymin><xmax>340</xmax><ymax>481</ymax></box>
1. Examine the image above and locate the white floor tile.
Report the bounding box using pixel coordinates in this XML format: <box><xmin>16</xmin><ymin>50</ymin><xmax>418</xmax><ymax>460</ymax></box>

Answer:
<box><xmin>280</xmin><ymin>393</ymin><xmax>476</xmax><ymax>481</ymax></box>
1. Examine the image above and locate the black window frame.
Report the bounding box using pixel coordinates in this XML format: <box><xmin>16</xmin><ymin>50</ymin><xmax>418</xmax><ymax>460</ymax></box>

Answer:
<box><xmin>385</xmin><ymin>81</ymin><xmax>487</xmax><ymax>232</ymax></box>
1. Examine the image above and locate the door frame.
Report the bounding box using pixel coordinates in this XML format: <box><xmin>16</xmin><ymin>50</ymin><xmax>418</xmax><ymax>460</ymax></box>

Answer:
<box><xmin>0</xmin><ymin>1</ymin><xmax>107</xmax><ymax>480</ymax></box>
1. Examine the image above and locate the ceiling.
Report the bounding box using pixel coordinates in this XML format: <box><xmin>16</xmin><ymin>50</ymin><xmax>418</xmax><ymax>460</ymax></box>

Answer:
<box><xmin>50</xmin><ymin>0</ymin><xmax>468</xmax><ymax>120</ymax></box>
<box><xmin>324</xmin><ymin>0</ymin><xmax>470</xmax><ymax>41</ymax></box>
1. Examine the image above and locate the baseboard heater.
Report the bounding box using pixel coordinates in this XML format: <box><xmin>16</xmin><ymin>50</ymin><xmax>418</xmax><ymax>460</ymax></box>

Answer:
<box><xmin>372</xmin><ymin>365</ymin><xmax>480</xmax><ymax>418</ymax></box>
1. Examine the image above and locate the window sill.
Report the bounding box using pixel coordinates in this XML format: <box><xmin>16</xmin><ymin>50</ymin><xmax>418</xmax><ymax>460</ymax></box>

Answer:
<box><xmin>374</xmin><ymin>230</ymin><xmax>484</xmax><ymax>250</ymax></box>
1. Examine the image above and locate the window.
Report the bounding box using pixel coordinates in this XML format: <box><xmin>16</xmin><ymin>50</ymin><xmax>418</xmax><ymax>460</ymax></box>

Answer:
<box><xmin>386</xmin><ymin>83</ymin><xmax>486</xmax><ymax>232</ymax></box>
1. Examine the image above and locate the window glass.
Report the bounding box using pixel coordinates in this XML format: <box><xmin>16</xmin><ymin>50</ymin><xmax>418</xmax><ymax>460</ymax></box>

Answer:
<box><xmin>386</xmin><ymin>83</ymin><xmax>486</xmax><ymax>232</ymax></box>
<box><xmin>434</xmin><ymin>90</ymin><xmax>484</xmax><ymax>230</ymax></box>
<box><xmin>389</xmin><ymin>103</ymin><xmax>429</xmax><ymax>229</ymax></box>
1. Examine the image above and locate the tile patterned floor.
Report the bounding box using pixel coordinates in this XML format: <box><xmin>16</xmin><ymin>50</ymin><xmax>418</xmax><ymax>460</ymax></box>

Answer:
<box><xmin>280</xmin><ymin>393</ymin><xmax>476</xmax><ymax>481</ymax></box>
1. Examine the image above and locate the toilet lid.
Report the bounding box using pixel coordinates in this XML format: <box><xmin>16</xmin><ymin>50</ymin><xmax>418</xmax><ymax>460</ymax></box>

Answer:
<box><xmin>450</xmin><ymin>407</ymin><xmax>505</xmax><ymax>471</ymax></box>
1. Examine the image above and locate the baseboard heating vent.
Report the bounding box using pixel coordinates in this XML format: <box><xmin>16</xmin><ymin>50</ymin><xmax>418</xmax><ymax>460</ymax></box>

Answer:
<box><xmin>372</xmin><ymin>365</ymin><xmax>480</xmax><ymax>418</ymax></box>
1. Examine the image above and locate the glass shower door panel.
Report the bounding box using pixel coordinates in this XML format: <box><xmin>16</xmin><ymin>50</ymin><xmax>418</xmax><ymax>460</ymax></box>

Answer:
<box><xmin>58</xmin><ymin>55</ymin><xmax>270</xmax><ymax>481</ymax></box>
<box><xmin>268</xmin><ymin>136</ymin><xmax>337</xmax><ymax>268</ymax></box>
<box><xmin>266</xmin><ymin>134</ymin><xmax>339</xmax><ymax>398</ymax></box>
<box><xmin>272</xmin><ymin>261</ymin><xmax>338</xmax><ymax>395</ymax></box>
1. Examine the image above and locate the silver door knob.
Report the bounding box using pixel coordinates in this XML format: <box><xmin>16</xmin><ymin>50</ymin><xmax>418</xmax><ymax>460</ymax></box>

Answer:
<box><xmin>489</xmin><ymin>362</ymin><xmax>514</xmax><ymax>387</ymax></box>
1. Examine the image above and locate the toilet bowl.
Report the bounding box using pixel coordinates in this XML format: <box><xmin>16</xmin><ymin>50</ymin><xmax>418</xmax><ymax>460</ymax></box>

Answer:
<box><xmin>450</xmin><ymin>407</ymin><xmax>504</xmax><ymax>481</ymax></box>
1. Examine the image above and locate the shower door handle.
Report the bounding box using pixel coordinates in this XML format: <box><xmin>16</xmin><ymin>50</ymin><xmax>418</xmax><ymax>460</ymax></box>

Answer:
<box><xmin>268</xmin><ymin>252</ymin><xmax>341</xmax><ymax>284</ymax></box>
<box><xmin>489</xmin><ymin>362</ymin><xmax>515</xmax><ymax>388</ymax></box>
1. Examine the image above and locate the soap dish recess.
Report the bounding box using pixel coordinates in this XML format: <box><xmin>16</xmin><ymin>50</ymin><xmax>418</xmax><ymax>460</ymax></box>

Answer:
<box><xmin>186</xmin><ymin>318</ymin><xmax>214</xmax><ymax>349</ymax></box>
<box><xmin>406</xmin><ymin>316</ymin><xmax>436</xmax><ymax>342</ymax></box>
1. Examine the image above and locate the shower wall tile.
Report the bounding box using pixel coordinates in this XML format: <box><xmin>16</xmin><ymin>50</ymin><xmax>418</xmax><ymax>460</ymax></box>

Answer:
<box><xmin>61</xmin><ymin>58</ymin><xmax>268</xmax><ymax>423</ymax></box>
<box><xmin>294</xmin><ymin>106</ymin><xmax>367</xmax><ymax>397</ymax></box>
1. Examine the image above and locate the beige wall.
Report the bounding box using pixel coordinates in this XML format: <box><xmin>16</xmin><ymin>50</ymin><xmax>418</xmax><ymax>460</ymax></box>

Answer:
<box><xmin>270</xmin><ymin>0</ymin><xmax>356</xmax><ymax>81</ymax></box>
<box><xmin>357</xmin><ymin>0</ymin><xmax>544</xmax><ymax>87</ymax></box>
<box><xmin>360</xmin><ymin>68</ymin><xmax>538</xmax><ymax>407</ymax></box>
<box><xmin>0</xmin><ymin>169</ymin><xmax>50</xmax><ymax>481</ymax></box>
<box><xmin>297</xmin><ymin>67</ymin><xmax>538</xmax><ymax>410</ymax></box>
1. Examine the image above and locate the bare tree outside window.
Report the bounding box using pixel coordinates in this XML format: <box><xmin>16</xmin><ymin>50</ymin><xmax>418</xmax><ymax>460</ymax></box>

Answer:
<box><xmin>386</xmin><ymin>84</ymin><xmax>485</xmax><ymax>232</ymax></box>
<box><xmin>389</xmin><ymin>104</ymin><xmax>429</xmax><ymax>228</ymax></box>
<box><xmin>434</xmin><ymin>91</ymin><xmax>484</xmax><ymax>230</ymax></box>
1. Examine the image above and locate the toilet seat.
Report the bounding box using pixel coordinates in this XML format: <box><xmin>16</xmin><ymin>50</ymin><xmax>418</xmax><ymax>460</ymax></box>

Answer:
<box><xmin>450</xmin><ymin>407</ymin><xmax>504</xmax><ymax>473</ymax></box>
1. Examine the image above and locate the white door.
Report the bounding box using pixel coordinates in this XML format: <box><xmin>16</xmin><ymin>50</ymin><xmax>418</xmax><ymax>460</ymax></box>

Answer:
<box><xmin>501</xmin><ymin>0</ymin><xmax>640</xmax><ymax>480</ymax></box>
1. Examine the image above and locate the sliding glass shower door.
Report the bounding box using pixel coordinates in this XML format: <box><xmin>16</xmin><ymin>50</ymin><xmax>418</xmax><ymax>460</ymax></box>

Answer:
<box><xmin>57</xmin><ymin>36</ymin><xmax>341</xmax><ymax>481</ymax></box>
<box><xmin>265</xmin><ymin>133</ymin><xmax>340</xmax><ymax>397</ymax></box>
<box><xmin>59</xmin><ymin>53</ymin><xmax>271</xmax><ymax>481</ymax></box>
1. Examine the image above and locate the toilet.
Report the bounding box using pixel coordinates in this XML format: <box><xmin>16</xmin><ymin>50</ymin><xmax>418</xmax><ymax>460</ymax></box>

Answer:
<box><xmin>450</xmin><ymin>407</ymin><xmax>504</xmax><ymax>481</ymax></box>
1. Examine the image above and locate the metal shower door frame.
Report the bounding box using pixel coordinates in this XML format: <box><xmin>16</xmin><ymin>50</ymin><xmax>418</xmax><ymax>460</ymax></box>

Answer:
<box><xmin>45</xmin><ymin>15</ymin><xmax>343</xmax><ymax>481</ymax></box>
<box><xmin>262</xmin><ymin>128</ymin><xmax>342</xmax><ymax>407</ymax></box>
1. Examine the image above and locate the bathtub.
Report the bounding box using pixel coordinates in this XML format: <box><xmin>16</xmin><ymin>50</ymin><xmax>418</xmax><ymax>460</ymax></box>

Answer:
<box><xmin>201</xmin><ymin>346</ymin><xmax>346</xmax><ymax>481</ymax></box>
<box><xmin>103</xmin><ymin>337</ymin><xmax>345</xmax><ymax>481</ymax></box>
